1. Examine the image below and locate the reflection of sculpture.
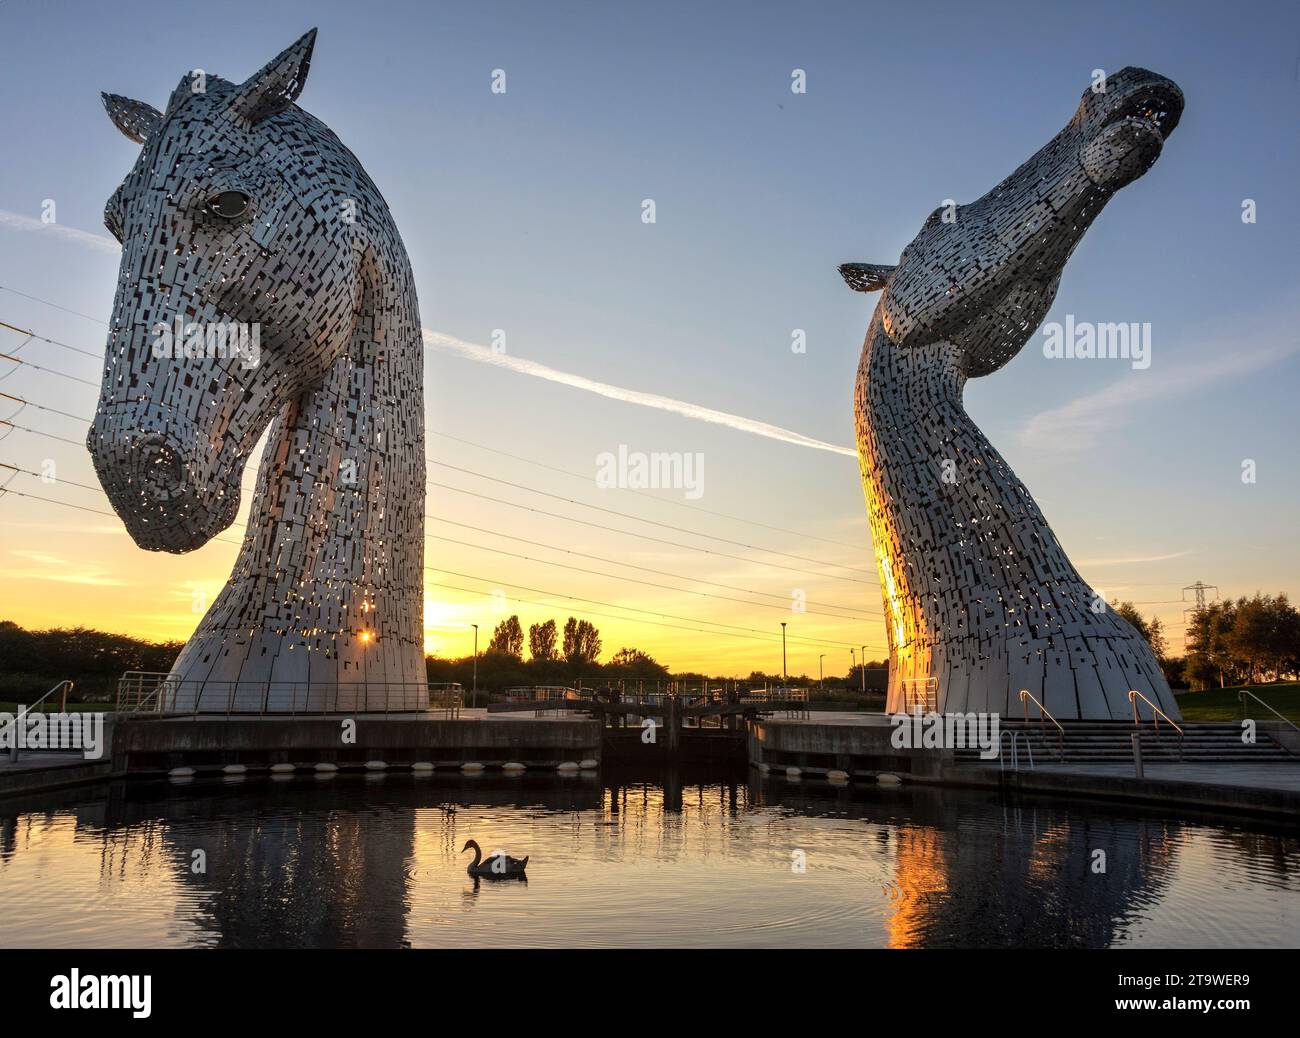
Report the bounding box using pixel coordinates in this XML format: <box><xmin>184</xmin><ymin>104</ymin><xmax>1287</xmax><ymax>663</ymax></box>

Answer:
<box><xmin>843</xmin><ymin>68</ymin><xmax>1184</xmax><ymax>719</ymax></box>
<box><xmin>89</xmin><ymin>30</ymin><xmax>426</xmax><ymax>708</ymax></box>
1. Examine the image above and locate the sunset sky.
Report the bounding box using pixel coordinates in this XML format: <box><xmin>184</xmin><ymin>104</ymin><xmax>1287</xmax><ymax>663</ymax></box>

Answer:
<box><xmin>0</xmin><ymin>0</ymin><xmax>1297</xmax><ymax>677</ymax></box>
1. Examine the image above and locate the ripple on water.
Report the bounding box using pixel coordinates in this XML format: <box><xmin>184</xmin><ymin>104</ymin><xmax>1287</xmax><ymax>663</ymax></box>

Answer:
<box><xmin>0</xmin><ymin>776</ymin><xmax>1295</xmax><ymax>948</ymax></box>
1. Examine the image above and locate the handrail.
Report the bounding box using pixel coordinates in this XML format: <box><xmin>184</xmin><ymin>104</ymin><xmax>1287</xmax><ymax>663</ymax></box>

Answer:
<box><xmin>1019</xmin><ymin>689</ymin><xmax>1064</xmax><ymax>761</ymax></box>
<box><xmin>998</xmin><ymin>729</ymin><xmax>1034</xmax><ymax>772</ymax></box>
<box><xmin>115</xmin><ymin>674</ymin><xmax>465</xmax><ymax>717</ymax></box>
<box><xmin>5</xmin><ymin>680</ymin><xmax>74</xmax><ymax>762</ymax></box>
<box><xmin>1128</xmin><ymin>689</ymin><xmax>1183</xmax><ymax>762</ymax></box>
<box><xmin>27</xmin><ymin>679</ymin><xmax>74</xmax><ymax>714</ymax></box>
<box><xmin>1239</xmin><ymin>689</ymin><xmax>1300</xmax><ymax>737</ymax></box>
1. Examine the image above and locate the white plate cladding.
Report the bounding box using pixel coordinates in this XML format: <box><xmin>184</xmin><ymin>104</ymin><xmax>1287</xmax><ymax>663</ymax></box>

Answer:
<box><xmin>90</xmin><ymin>30</ymin><xmax>427</xmax><ymax>708</ymax></box>
<box><xmin>842</xmin><ymin>69</ymin><xmax>1185</xmax><ymax>720</ymax></box>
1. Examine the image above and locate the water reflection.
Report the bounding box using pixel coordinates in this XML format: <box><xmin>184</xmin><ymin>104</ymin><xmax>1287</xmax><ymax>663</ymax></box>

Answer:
<box><xmin>0</xmin><ymin>769</ymin><xmax>1294</xmax><ymax>948</ymax></box>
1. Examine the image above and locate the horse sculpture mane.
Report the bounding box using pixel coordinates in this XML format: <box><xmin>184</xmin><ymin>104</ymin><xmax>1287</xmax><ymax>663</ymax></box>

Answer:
<box><xmin>89</xmin><ymin>29</ymin><xmax>427</xmax><ymax>710</ymax></box>
<box><xmin>843</xmin><ymin>68</ymin><xmax>1185</xmax><ymax>720</ymax></box>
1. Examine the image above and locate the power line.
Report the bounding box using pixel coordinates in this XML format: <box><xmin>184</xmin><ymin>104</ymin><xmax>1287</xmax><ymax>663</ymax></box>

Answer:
<box><xmin>429</xmin><ymin>428</ymin><xmax>866</xmax><ymax>551</ymax></box>
<box><xmin>0</xmin><ymin>284</ymin><xmax>871</xmax><ymax>557</ymax></box>
<box><xmin>0</xmin><ymin>390</ymin><xmax>89</xmax><ymax>423</ymax></box>
<box><xmin>0</xmin><ymin>433</ymin><xmax>879</xmax><ymax>618</ymax></box>
<box><xmin>425</xmin><ymin>577</ymin><xmax>862</xmax><ymax>652</ymax></box>
<box><xmin>0</xmin><ymin>482</ymin><xmax>869</xmax><ymax>652</ymax></box>
<box><xmin>425</xmin><ymin>475</ymin><xmax>874</xmax><ymax>586</ymax></box>
<box><xmin>425</xmin><ymin>456</ymin><xmax>873</xmax><ymax>574</ymax></box>
<box><xmin>424</xmin><ymin>512</ymin><xmax>879</xmax><ymax>620</ymax></box>
<box><xmin>0</xmin><ymin>286</ymin><xmax>106</xmax><ymax>328</ymax></box>
<box><xmin>0</xmin><ymin>299</ymin><xmax>870</xmax><ymax>562</ymax></box>
<box><xmin>0</xmin><ymin>348</ymin><xmax>99</xmax><ymax>387</ymax></box>
<box><xmin>0</xmin><ymin>461</ymin><xmax>880</xmax><ymax>632</ymax></box>
<box><xmin>426</xmin><ymin>564</ymin><xmax>865</xmax><ymax>648</ymax></box>
<box><xmin>0</xmin><ymin>317</ymin><xmax>878</xmax><ymax>586</ymax></box>
<box><xmin>424</xmin><ymin>527</ymin><xmax>875</xmax><ymax>623</ymax></box>
<box><xmin>0</xmin><ymin>318</ymin><xmax>100</xmax><ymax>360</ymax></box>
<box><xmin>0</xmin><ymin>418</ymin><xmax>85</xmax><ymax>448</ymax></box>
<box><xmin>0</xmin><ymin>455</ymin><xmax>879</xmax><ymax>622</ymax></box>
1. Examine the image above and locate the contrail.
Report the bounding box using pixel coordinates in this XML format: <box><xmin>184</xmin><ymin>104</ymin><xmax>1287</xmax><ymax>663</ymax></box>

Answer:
<box><xmin>423</xmin><ymin>329</ymin><xmax>857</xmax><ymax>458</ymax></box>
<box><xmin>0</xmin><ymin>213</ymin><xmax>856</xmax><ymax>457</ymax></box>
<box><xmin>0</xmin><ymin>210</ymin><xmax>120</xmax><ymax>256</ymax></box>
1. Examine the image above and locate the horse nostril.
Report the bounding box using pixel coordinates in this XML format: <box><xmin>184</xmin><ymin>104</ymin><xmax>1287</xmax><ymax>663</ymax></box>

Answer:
<box><xmin>137</xmin><ymin>434</ymin><xmax>186</xmax><ymax>485</ymax></box>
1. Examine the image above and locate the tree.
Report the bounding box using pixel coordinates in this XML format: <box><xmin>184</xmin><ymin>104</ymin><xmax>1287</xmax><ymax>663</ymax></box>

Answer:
<box><xmin>562</xmin><ymin>617</ymin><xmax>601</xmax><ymax>665</ymax></box>
<box><xmin>528</xmin><ymin>619</ymin><xmax>557</xmax><ymax>662</ymax></box>
<box><xmin>1185</xmin><ymin>600</ymin><xmax>1239</xmax><ymax>690</ymax></box>
<box><xmin>1227</xmin><ymin>593</ymin><xmax>1300</xmax><ymax>683</ymax></box>
<box><xmin>487</xmin><ymin>615</ymin><xmax>523</xmax><ymax>659</ymax></box>
<box><xmin>1111</xmin><ymin>600</ymin><xmax>1168</xmax><ymax>660</ymax></box>
<box><xmin>607</xmin><ymin>647</ymin><xmax>669</xmax><ymax>680</ymax></box>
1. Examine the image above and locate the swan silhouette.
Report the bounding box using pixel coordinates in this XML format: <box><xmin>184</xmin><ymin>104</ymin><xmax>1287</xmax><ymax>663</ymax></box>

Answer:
<box><xmin>462</xmin><ymin>839</ymin><xmax>528</xmax><ymax>878</ymax></box>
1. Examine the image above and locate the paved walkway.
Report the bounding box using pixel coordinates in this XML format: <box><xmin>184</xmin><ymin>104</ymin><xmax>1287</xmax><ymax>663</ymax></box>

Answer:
<box><xmin>1028</xmin><ymin>761</ymin><xmax>1300</xmax><ymax>794</ymax></box>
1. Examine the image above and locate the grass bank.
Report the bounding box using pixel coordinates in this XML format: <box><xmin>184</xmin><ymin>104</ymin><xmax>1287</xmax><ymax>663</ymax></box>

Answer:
<box><xmin>1175</xmin><ymin>682</ymin><xmax>1300</xmax><ymax>723</ymax></box>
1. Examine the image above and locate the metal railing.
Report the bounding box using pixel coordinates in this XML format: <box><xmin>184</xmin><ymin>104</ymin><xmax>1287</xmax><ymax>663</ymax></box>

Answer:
<box><xmin>1019</xmin><ymin>689</ymin><xmax>1065</xmax><ymax>761</ymax></box>
<box><xmin>427</xmin><ymin>683</ymin><xmax>463</xmax><ymax>720</ymax></box>
<box><xmin>533</xmin><ymin>686</ymin><xmax>587</xmax><ymax>717</ymax></box>
<box><xmin>116</xmin><ymin>673</ymin><xmax>463</xmax><ymax>719</ymax></box>
<box><xmin>1239</xmin><ymin>689</ymin><xmax>1299</xmax><ymax>754</ymax></box>
<box><xmin>901</xmin><ymin>677</ymin><xmax>938</xmax><ymax>713</ymax></box>
<box><xmin>1128</xmin><ymin>689</ymin><xmax>1183</xmax><ymax>762</ymax></box>
<box><xmin>23</xmin><ymin>679</ymin><xmax>74</xmax><ymax>714</ymax></box>
<box><xmin>5</xmin><ymin>680</ymin><xmax>75</xmax><ymax>762</ymax></box>
<box><xmin>998</xmin><ymin>729</ymin><xmax>1034</xmax><ymax>772</ymax></box>
<box><xmin>739</xmin><ymin>687</ymin><xmax>810</xmax><ymax>718</ymax></box>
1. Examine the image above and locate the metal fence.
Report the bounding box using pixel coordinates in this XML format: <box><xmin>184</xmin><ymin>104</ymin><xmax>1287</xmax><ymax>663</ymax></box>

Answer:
<box><xmin>116</xmin><ymin>672</ymin><xmax>462</xmax><ymax>718</ymax></box>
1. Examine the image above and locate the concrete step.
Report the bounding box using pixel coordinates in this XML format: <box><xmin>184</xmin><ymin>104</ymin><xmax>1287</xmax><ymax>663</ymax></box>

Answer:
<box><xmin>956</xmin><ymin>724</ymin><xmax>1295</xmax><ymax>764</ymax></box>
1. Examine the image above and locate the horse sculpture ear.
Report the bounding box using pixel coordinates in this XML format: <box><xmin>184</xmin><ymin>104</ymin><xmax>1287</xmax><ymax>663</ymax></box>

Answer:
<box><xmin>839</xmin><ymin>263</ymin><xmax>897</xmax><ymax>293</ymax></box>
<box><xmin>101</xmin><ymin>93</ymin><xmax>162</xmax><ymax>144</ymax></box>
<box><xmin>229</xmin><ymin>27</ymin><xmax>317</xmax><ymax>124</ymax></box>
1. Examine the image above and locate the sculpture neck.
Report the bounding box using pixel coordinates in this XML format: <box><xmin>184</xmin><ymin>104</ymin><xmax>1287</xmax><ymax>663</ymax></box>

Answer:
<box><xmin>855</xmin><ymin>312</ymin><xmax>1079</xmax><ymax>687</ymax></box>
<box><xmin>172</xmin><ymin>242</ymin><xmax>427</xmax><ymax>696</ymax></box>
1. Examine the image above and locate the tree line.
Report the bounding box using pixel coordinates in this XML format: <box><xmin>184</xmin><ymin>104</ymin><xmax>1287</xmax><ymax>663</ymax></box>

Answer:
<box><xmin>0</xmin><ymin>620</ymin><xmax>183</xmax><ymax>702</ymax></box>
<box><xmin>427</xmin><ymin>615</ymin><xmax>672</xmax><ymax>690</ymax></box>
<box><xmin>1113</xmin><ymin>593</ymin><xmax>1300</xmax><ymax>691</ymax></box>
<box><xmin>24</xmin><ymin>589</ymin><xmax>1294</xmax><ymax>704</ymax></box>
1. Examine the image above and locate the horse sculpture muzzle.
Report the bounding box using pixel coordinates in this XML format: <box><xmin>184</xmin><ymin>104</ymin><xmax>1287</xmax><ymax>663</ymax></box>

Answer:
<box><xmin>88</xmin><ymin>394</ymin><xmax>243</xmax><ymax>553</ymax></box>
<box><xmin>844</xmin><ymin>67</ymin><xmax>1184</xmax><ymax>379</ymax></box>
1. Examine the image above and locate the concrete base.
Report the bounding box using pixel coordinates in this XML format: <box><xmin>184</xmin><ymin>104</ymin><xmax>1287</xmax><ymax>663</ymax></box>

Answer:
<box><xmin>111</xmin><ymin>716</ymin><xmax>602</xmax><ymax>775</ymax></box>
<box><xmin>748</xmin><ymin>714</ymin><xmax>949</xmax><ymax>781</ymax></box>
<box><xmin>749</xmin><ymin>715</ymin><xmax>1300</xmax><ymax>819</ymax></box>
<box><xmin>0</xmin><ymin>756</ymin><xmax>112</xmax><ymax>798</ymax></box>
<box><xmin>944</xmin><ymin>763</ymin><xmax>1300</xmax><ymax>820</ymax></box>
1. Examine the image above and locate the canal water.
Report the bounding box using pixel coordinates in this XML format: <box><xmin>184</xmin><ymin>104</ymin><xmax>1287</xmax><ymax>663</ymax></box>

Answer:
<box><xmin>0</xmin><ymin>770</ymin><xmax>1295</xmax><ymax>948</ymax></box>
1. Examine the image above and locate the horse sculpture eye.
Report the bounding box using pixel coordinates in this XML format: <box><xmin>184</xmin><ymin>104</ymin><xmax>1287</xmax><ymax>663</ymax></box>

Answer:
<box><xmin>207</xmin><ymin>190</ymin><xmax>251</xmax><ymax>219</ymax></box>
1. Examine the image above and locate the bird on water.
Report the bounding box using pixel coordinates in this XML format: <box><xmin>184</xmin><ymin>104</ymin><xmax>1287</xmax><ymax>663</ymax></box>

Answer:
<box><xmin>462</xmin><ymin>839</ymin><xmax>528</xmax><ymax>877</ymax></box>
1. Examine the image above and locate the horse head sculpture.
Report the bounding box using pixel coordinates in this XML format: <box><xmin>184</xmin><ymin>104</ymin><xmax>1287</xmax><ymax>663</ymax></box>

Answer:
<box><xmin>843</xmin><ymin>68</ymin><xmax>1184</xmax><ymax>719</ymax></box>
<box><xmin>90</xmin><ymin>29</ymin><xmax>428</xmax><ymax>707</ymax></box>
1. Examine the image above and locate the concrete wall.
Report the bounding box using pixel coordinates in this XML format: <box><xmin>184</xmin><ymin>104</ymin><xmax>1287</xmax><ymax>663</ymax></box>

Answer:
<box><xmin>112</xmin><ymin>717</ymin><xmax>602</xmax><ymax>773</ymax></box>
<box><xmin>748</xmin><ymin>719</ymin><xmax>949</xmax><ymax>779</ymax></box>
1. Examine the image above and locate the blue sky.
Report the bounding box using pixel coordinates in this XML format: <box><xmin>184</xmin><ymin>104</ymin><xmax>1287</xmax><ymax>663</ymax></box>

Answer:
<box><xmin>0</xmin><ymin>0</ymin><xmax>1296</xmax><ymax>671</ymax></box>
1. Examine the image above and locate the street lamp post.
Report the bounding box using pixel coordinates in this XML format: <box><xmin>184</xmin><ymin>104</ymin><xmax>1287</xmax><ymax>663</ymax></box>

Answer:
<box><xmin>860</xmin><ymin>645</ymin><xmax>867</xmax><ymax>694</ymax></box>
<box><xmin>850</xmin><ymin>647</ymin><xmax>856</xmax><ymax>692</ymax></box>
<box><xmin>819</xmin><ymin>654</ymin><xmax>825</xmax><ymax>690</ymax></box>
<box><xmin>780</xmin><ymin>622</ymin><xmax>787</xmax><ymax>684</ymax></box>
<box><xmin>471</xmin><ymin>624</ymin><xmax>479</xmax><ymax>708</ymax></box>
